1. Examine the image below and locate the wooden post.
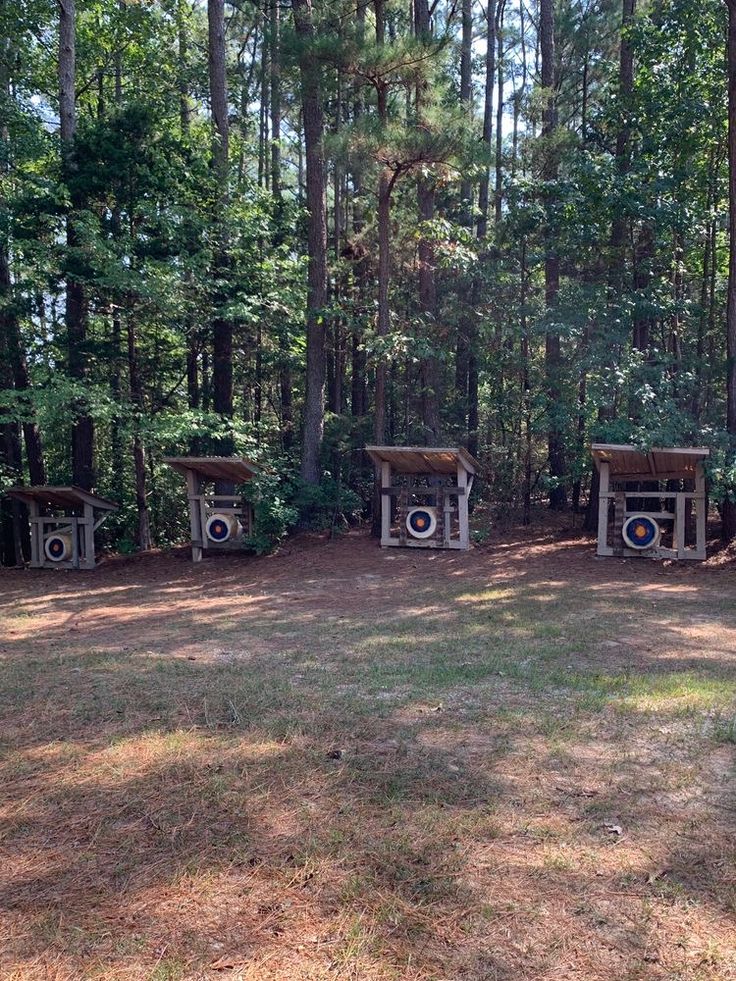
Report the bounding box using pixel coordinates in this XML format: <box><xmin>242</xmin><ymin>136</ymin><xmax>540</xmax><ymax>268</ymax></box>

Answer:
<box><xmin>81</xmin><ymin>504</ymin><xmax>95</xmax><ymax>569</ymax></box>
<box><xmin>613</xmin><ymin>491</ymin><xmax>625</xmax><ymax>556</ymax></box>
<box><xmin>457</xmin><ymin>461</ymin><xmax>470</xmax><ymax>549</ymax></box>
<box><xmin>381</xmin><ymin>460</ymin><xmax>391</xmax><ymax>544</ymax></box>
<box><xmin>186</xmin><ymin>468</ymin><xmax>203</xmax><ymax>562</ymax></box>
<box><xmin>695</xmin><ymin>463</ymin><xmax>707</xmax><ymax>559</ymax></box>
<box><xmin>596</xmin><ymin>461</ymin><xmax>609</xmax><ymax>556</ymax></box>
<box><xmin>29</xmin><ymin>499</ymin><xmax>42</xmax><ymax>567</ymax></box>
<box><xmin>675</xmin><ymin>492</ymin><xmax>687</xmax><ymax>559</ymax></box>
<box><xmin>442</xmin><ymin>488</ymin><xmax>452</xmax><ymax>546</ymax></box>
<box><xmin>398</xmin><ymin>482</ymin><xmax>409</xmax><ymax>546</ymax></box>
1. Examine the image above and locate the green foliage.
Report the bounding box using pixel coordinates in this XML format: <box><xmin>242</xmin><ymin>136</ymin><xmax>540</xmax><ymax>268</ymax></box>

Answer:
<box><xmin>243</xmin><ymin>469</ymin><xmax>299</xmax><ymax>555</ymax></box>
<box><xmin>3</xmin><ymin>0</ymin><xmax>736</xmax><ymax>563</ymax></box>
<box><xmin>293</xmin><ymin>476</ymin><xmax>364</xmax><ymax>533</ymax></box>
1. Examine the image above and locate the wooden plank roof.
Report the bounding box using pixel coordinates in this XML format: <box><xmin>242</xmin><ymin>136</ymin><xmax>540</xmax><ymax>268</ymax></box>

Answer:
<box><xmin>6</xmin><ymin>485</ymin><xmax>118</xmax><ymax>510</ymax></box>
<box><xmin>164</xmin><ymin>456</ymin><xmax>259</xmax><ymax>483</ymax></box>
<box><xmin>591</xmin><ymin>443</ymin><xmax>709</xmax><ymax>480</ymax></box>
<box><xmin>365</xmin><ymin>445</ymin><xmax>479</xmax><ymax>475</ymax></box>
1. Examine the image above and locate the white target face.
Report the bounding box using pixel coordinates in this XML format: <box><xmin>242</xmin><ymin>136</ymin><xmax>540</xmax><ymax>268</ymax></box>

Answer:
<box><xmin>622</xmin><ymin>513</ymin><xmax>662</xmax><ymax>550</ymax></box>
<box><xmin>406</xmin><ymin>506</ymin><xmax>438</xmax><ymax>539</ymax></box>
<box><xmin>205</xmin><ymin>513</ymin><xmax>238</xmax><ymax>543</ymax></box>
<box><xmin>45</xmin><ymin>534</ymin><xmax>71</xmax><ymax>562</ymax></box>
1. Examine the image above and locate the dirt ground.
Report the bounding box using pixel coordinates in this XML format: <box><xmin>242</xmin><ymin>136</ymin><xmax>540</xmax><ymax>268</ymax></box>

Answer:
<box><xmin>2</xmin><ymin>522</ymin><xmax>736</xmax><ymax>980</ymax></box>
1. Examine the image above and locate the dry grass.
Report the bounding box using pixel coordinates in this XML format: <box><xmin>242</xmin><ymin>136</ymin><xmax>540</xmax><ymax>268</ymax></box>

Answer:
<box><xmin>1</xmin><ymin>524</ymin><xmax>736</xmax><ymax>980</ymax></box>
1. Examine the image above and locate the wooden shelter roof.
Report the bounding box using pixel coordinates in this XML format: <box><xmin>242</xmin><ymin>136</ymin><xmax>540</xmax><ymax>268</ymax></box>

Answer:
<box><xmin>365</xmin><ymin>445</ymin><xmax>479</xmax><ymax>475</ymax></box>
<box><xmin>591</xmin><ymin>444</ymin><xmax>709</xmax><ymax>481</ymax></box>
<box><xmin>6</xmin><ymin>485</ymin><xmax>118</xmax><ymax>510</ymax></box>
<box><xmin>164</xmin><ymin>456</ymin><xmax>259</xmax><ymax>483</ymax></box>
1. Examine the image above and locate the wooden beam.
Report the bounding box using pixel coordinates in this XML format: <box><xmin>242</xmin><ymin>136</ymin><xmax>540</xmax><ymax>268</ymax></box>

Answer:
<box><xmin>381</xmin><ymin>461</ymin><xmax>391</xmax><ymax>543</ymax></box>
<box><xmin>596</xmin><ymin>461</ymin><xmax>610</xmax><ymax>556</ymax></box>
<box><xmin>457</xmin><ymin>461</ymin><xmax>470</xmax><ymax>550</ymax></box>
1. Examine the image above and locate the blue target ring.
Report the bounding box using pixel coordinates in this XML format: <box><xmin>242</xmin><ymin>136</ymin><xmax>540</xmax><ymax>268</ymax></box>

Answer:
<box><xmin>208</xmin><ymin>518</ymin><xmax>230</xmax><ymax>542</ymax></box>
<box><xmin>406</xmin><ymin>507</ymin><xmax>437</xmax><ymax>539</ymax></box>
<box><xmin>622</xmin><ymin>514</ymin><xmax>660</xmax><ymax>550</ymax></box>
<box><xmin>44</xmin><ymin>534</ymin><xmax>71</xmax><ymax>561</ymax></box>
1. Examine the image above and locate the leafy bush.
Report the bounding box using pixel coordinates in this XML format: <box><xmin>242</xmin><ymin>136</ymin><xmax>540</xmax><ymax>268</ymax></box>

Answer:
<box><xmin>242</xmin><ymin>470</ymin><xmax>299</xmax><ymax>554</ymax></box>
<box><xmin>292</xmin><ymin>475</ymin><xmax>364</xmax><ymax>532</ymax></box>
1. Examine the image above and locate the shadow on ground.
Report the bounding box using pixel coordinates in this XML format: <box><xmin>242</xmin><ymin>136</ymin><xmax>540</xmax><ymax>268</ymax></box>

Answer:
<box><xmin>1</xmin><ymin>529</ymin><xmax>736</xmax><ymax>979</ymax></box>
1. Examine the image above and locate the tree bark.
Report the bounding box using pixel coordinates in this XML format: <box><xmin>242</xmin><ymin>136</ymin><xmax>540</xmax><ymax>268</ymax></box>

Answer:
<box><xmin>494</xmin><ymin>1</ymin><xmax>505</xmax><ymax>223</ymax></box>
<box><xmin>415</xmin><ymin>0</ymin><xmax>441</xmax><ymax>442</ymax></box>
<box><xmin>609</xmin><ymin>0</ymin><xmax>635</xmax><ymax>293</ymax></box>
<box><xmin>724</xmin><ymin>0</ymin><xmax>736</xmax><ymax>540</ymax></box>
<box><xmin>459</xmin><ymin>0</ymin><xmax>473</xmax><ymax>220</ymax></box>
<box><xmin>540</xmin><ymin>0</ymin><xmax>566</xmax><ymax>510</ymax></box>
<box><xmin>177</xmin><ymin>0</ymin><xmax>193</xmax><ymax>134</ymax></box>
<box><xmin>294</xmin><ymin>0</ymin><xmax>328</xmax><ymax>485</ymax></box>
<box><xmin>271</xmin><ymin>0</ymin><xmax>282</xmax><ymax>204</ymax></box>
<box><xmin>208</xmin><ymin>0</ymin><xmax>234</xmax><ymax>455</ymax></box>
<box><xmin>0</xmin><ymin>21</ymin><xmax>45</xmax><ymax>486</ymax></box>
<box><xmin>477</xmin><ymin>0</ymin><xmax>496</xmax><ymax>238</ymax></box>
<box><xmin>455</xmin><ymin>0</ymin><xmax>473</xmax><ymax>423</ymax></box>
<box><xmin>60</xmin><ymin>0</ymin><xmax>94</xmax><ymax>490</ymax></box>
<box><xmin>269</xmin><ymin>0</ymin><xmax>293</xmax><ymax>450</ymax></box>
<box><xmin>127</xmin><ymin>310</ymin><xmax>152</xmax><ymax>550</ymax></box>
<box><xmin>350</xmin><ymin>0</ymin><xmax>368</xmax><ymax>420</ymax></box>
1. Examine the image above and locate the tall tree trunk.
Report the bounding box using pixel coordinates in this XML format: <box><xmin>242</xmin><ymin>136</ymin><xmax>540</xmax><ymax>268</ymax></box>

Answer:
<box><xmin>179</xmin><ymin>0</ymin><xmax>199</xmax><ymax>452</ymax></box>
<box><xmin>60</xmin><ymin>0</ymin><xmax>94</xmax><ymax>490</ymax></box>
<box><xmin>127</xmin><ymin>309</ymin><xmax>152</xmax><ymax>550</ymax></box>
<box><xmin>459</xmin><ymin>0</ymin><xmax>473</xmax><ymax>219</ymax></box>
<box><xmin>375</xmin><ymin>163</ymin><xmax>391</xmax><ymax>450</ymax></box>
<box><xmin>371</xmin><ymin>0</ymin><xmax>390</xmax><ymax>535</ymax></box>
<box><xmin>632</xmin><ymin>223</ymin><xmax>654</xmax><ymax>354</ymax></box>
<box><xmin>269</xmin><ymin>0</ymin><xmax>293</xmax><ymax>449</ymax></box>
<box><xmin>350</xmin><ymin>0</ymin><xmax>368</xmax><ymax>421</ymax></box>
<box><xmin>470</xmin><ymin>0</ymin><xmax>496</xmax><ymax>456</ymax></box>
<box><xmin>540</xmin><ymin>0</ymin><xmax>566</xmax><ymax>509</ymax></box>
<box><xmin>294</xmin><ymin>0</ymin><xmax>328</xmax><ymax>485</ymax></box>
<box><xmin>0</xmin><ymin>24</ymin><xmax>45</xmax><ymax>486</ymax></box>
<box><xmin>477</xmin><ymin>0</ymin><xmax>497</xmax><ymax>238</ymax></box>
<box><xmin>177</xmin><ymin>0</ymin><xmax>193</xmax><ymax>134</ymax></box>
<box><xmin>609</xmin><ymin>0</ymin><xmax>634</xmax><ymax>293</ymax></box>
<box><xmin>494</xmin><ymin>1</ymin><xmax>505</xmax><ymax>223</ymax></box>
<box><xmin>724</xmin><ymin>0</ymin><xmax>736</xmax><ymax>541</ymax></box>
<box><xmin>271</xmin><ymin>0</ymin><xmax>282</xmax><ymax>203</ymax></box>
<box><xmin>208</xmin><ymin>0</ymin><xmax>234</xmax><ymax>455</ymax></box>
<box><xmin>415</xmin><ymin>0</ymin><xmax>441</xmax><ymax>441</ymax></box>
<box><xmin>587</xmin><ymin>0</ymin><xmax>635</xmax><ymax>532</ymax></box>
<box><xmin>520</xmin><ymin>238</ymin><xmax>532</xmax><ymax>524</ymax></box>
<box><xmin>456</xmin><ymin>0</ymin><xmax>473</xmax><ymax>430</ymax></box>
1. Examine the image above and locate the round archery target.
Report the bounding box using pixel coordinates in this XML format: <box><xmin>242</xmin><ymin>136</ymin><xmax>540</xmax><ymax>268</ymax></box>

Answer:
<box><xmin>44</xmin><ymin>532</ymin><xmax>72</xmax><ymax>562</ymax></box>
<box><xmin>406</xmin><ymin>506</ymin><xmax>438</xmax><ymax>539</ymax></box>
<box><xmin>205</xmin><ymin>513</ymin><xmax>239</xmax><ymax>543</ymax></box>
<box><xmin>622</xmin><ymin>513</ymin><xmax>661</xmax><ymax>550</ymax></box>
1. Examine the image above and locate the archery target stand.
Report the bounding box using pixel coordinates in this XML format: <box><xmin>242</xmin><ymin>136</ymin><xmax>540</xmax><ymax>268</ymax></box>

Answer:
<box><xmin>366</xmin><ymin>446</ymin><xmax>480</xmax><ymax>551</ymax></box>
<box><xmin>5</xmin><ymin>485</ymin><xmax>118</xmax><ymax>570</ymax></box>
<box><xmin>164</xmin><ymin>456</ymin><xmax>259</xmax><ymax>562</ymax></box>
<box><xmin>591</xmin><ymin>444</ymin><xmax>709</xmax><ymax>561</ymax></box>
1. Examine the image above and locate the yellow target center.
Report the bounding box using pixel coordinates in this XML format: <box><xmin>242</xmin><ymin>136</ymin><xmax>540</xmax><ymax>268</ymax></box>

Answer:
<box><xmin>634</xmin><ymin>524</ymin><xmax>647</xmax><ymax>538</ymax></box>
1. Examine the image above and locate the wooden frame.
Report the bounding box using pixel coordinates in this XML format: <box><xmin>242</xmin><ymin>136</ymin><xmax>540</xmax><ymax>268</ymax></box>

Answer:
<box><xmin>164</xmin><ymin>456</ymin><xmax>259</xmax><ymax>562</ymax></box>
<box><xmin>5</xmin><ymin>486</ymin><xmax>118</xmax><ymax>570</ymax></box>
<box><xmin>366</xmin><ymin>446</ymin><xmax>479</xmax><ymax>551</ymax></box>
<box><xmin>591</xmin><ymin>444</ymin><xmax>709</xmax><ymax>561</ymax></box>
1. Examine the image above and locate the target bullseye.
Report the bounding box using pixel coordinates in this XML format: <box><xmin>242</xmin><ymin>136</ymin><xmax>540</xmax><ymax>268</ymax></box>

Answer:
<box><xmin>205</xmin><ymin>513</ymin><xmax>240</xmax><ymax>543</ymax></box>
<box><xmin>406</xmin><ymin>506</ymin><xmax>438</xmax><ymax>539</ymax></box>
<box><xmin>44</xmin><ymin>533</ymin><xmax>72</xmax><ymax>562</ymax></box>
<box><xmin>622</xmin><ymin>514</ymin><xmax>661</xmax><ymax>550</ymax></box>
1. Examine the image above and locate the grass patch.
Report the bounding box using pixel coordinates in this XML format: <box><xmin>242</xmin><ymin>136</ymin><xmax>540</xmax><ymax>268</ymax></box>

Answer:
<box><xmin>2</xmin><ymin>534</ymin><xmax>736</xmax><ymax>979</ymax></box>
